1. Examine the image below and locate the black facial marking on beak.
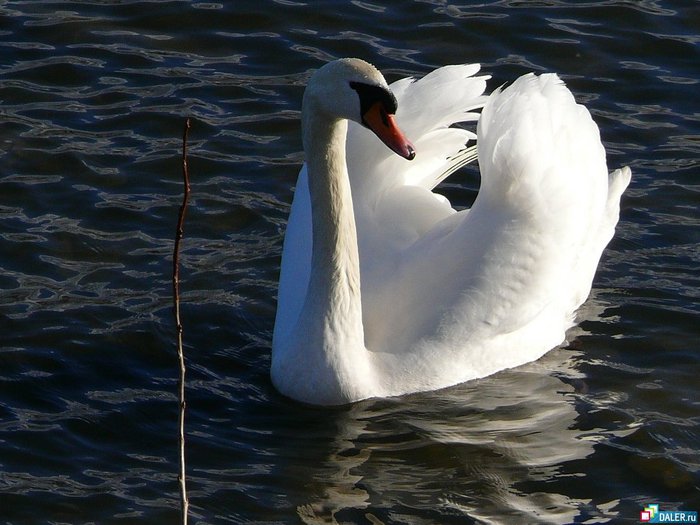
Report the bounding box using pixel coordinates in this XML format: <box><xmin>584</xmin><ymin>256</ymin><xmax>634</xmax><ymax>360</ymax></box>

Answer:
<box><xmin>349</xmin><ymin>81</ymin><xmax>399</xmax><ymax>123</ymax></box>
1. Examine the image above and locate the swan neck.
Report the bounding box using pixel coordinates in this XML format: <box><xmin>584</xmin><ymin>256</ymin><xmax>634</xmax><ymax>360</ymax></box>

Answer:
<box><xmin>271</xmin><ymin>104</ymin><xmax>374</xmax><ymax>406</ymax></box>
<box><xmin>302</xmin><ymin>113</ymin><xmax>363</xmax><ymax>337</ymax></box>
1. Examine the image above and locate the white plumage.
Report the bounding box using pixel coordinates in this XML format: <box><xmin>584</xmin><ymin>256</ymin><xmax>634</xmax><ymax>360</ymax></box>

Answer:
<box><xmin>272</xmin><ymin>59</ymin><xmax>630</xmax><ymax>405</ymax></box>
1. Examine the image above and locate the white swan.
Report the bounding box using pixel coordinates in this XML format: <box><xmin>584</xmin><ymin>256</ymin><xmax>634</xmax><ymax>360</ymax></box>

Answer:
<box><xmin>272</xmin><ymin>58</ymin><xmax>630</xmax><ymax>405</ymax></box>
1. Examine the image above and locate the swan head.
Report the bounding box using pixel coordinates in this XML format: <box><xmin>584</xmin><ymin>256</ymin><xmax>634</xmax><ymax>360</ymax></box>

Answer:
<box><xmin>303</xmin><ymin>58</ymin><xmax>416</xmax><ymax>160</ymax></box>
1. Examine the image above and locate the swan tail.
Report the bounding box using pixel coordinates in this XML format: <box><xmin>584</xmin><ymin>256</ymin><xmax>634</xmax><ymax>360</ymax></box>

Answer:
<box><xmin>606</xmin><ymin>166</ymin><xmax>632</xmax><ymax>226</ymax></box>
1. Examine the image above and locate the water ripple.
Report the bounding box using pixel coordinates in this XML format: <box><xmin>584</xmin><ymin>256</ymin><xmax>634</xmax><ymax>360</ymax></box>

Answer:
<box><xmin>1</xmin><ymin>1</ymin><xmax>699</xmax><ymax>523</ymax></box>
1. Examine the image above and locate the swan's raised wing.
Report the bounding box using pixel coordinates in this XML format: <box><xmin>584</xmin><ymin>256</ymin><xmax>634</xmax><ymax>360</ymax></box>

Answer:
<box><xmin>363</xmin><ymin>74</ymin><xmax>630</xmax><ymax>388</ymax></box>
<box><xmin>348</xmin><ymin>64</ymin><xmax>488</xmax><ymax>252</ymax></box>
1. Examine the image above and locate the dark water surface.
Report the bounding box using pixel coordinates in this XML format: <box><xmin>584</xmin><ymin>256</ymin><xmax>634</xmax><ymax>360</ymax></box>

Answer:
<box><xmin>1</xmin><ymin>1</ymin><xmax>699</xmax><ymax>523</ymax></box>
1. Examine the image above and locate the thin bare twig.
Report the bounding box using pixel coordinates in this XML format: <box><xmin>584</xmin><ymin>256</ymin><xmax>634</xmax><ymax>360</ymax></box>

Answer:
<box><xmin>173</xmin><ymin>118</ymin><xmax>191</xmax><ymax>525</ymax></box>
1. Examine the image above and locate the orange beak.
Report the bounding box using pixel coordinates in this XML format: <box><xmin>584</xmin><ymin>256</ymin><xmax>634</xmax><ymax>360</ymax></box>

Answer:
<box><xmin>362</xmin><ymin>102</ymin><xmax>416</xmax><ymax>160</ymax></box>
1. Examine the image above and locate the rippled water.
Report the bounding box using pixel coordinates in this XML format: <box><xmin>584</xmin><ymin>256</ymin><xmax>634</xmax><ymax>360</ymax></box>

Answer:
<box><xmin>1</xmin><ymin>1</ymin><xmax>698</xmax><ymax>523</ymax></box>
